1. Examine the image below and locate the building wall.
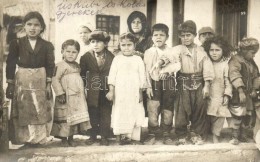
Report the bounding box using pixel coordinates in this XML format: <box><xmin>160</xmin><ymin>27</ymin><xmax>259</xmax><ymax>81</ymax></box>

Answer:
<box><xmin>184</xmin><ymin>0</ymin><xmax>215</xmax><ymax>45</ymax></box>
<box><xmin>55</xmin><ymin>0</ymin><xmax>147</xmax><ymax>62</ymax></box>
<box><xmin>156</xmin><ymin>0</ymin><xmax>173</xmax><ymax>46</ymax></box>
<box><xmin>248</xmin><ymin>0</ymin><xmax>260</xmax><ymax>68</ymax></box>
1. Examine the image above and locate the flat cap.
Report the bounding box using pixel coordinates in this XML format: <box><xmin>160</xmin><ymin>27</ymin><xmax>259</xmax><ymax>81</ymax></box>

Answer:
<box><xmin>89</xmin><ymin>30</ymin><xmax>110</xmax><ymax>42</ymax></box>
<box><xmin>198</xmin><ymin>27</ymin><xmax>214</xmax><ymax>35</ymax></box>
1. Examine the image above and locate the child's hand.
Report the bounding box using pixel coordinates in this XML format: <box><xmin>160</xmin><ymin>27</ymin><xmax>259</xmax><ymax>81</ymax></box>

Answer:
<box><xmin>250</xmin><ymin>89</ymin><xmax>257</xmax><ymax>98</ymax></box>
<box><xmin>106</xmin><ymin>91</ymin><xmax>114</xmax><ymax>101</ymax></box>
<box><xmin>46</xmin><ymin>83</ymin><xmax>52</xmax><ymax>100</ymax></box>
<box><xmin>222</xmin><ymin>95</ymin><xmax>229</xmax><ymax>106</ymax></box>
<box><xmin>57</xmin><ymin>94</ymin><xmax>66</xmax><ymax>104</ymax></box>
<box><xmin>202</xmin><ymin>85</ymin><xmax>210</xmax><ymax>99</ymax></box>
<box><xmin>139</xmin><ymin>89</ymin><xmax>143</xmax><ymax>103</ymax></box>
<box><xmin>238</xmin><ymin>87</ymin><xmax>246</xmax><ymax>104</ymax></box>
<box><xmin>151</xmin><ymin>60</ymin><xmax>164</xmax><ymax>72</ymax></box>
<box><xmin>6</xmin><ymin>83</ymin><xmax>15</xmax><ymax>99</ymax></box>
<box><xmin>159</xmin><ymin>72</ymin><xmax>169</xmax><ymax>80</ymax></box>
<box><xmin>146</xmin><ymin>88</ymin><xmax>153</xmax><ymax>99</ymax></box>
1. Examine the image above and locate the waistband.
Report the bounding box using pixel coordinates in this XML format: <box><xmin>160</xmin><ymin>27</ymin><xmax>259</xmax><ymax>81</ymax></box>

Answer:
<box><xmin>177</xmin><ymin>72</ymin><xmax>203</xmax><ymax>80</ymax></box>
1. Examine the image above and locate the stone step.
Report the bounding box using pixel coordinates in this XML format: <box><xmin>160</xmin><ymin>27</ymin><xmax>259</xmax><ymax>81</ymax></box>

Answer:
<box><xmin>1</xmin><ymin>142</ymin><xmax>259</xmax><ymax>162</ymax></box>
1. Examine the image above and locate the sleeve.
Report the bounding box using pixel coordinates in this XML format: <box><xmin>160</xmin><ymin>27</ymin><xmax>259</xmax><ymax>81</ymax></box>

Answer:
<box><xmin>107</xmin><ymin>56</ymin><xmax>118</xmax><ymax>86</ymax></box>
<box><xmin>223</xmin><ymin>64</ymin><xmax>233</xmax><ymax>97</ymax></box>
<box><xmin>228</xmin><ymin>57</ymin><xmax>245</xmax><ymax>89</ymax></box>
<box><xmin>52</xmin><ymin>64</ymin><xmax>66</xmax><ymax>96</ymax></box>
<box><xmin>6</xmin><ymin>39</ymin><xmax>19</xmax><ymax>83</ymax></box>
<box><xmin>252</xmin><ymin>64</ymin><xmax>260</xmax><ymax>90</ymax></box>
<box><xmin>45</xmin><ymin>42</ymin><xmax>55</xmax><ymax>81</ymax></box>
<box><xmin>138</xmin><ymin>57</ymin><xmax>146</xmax><ymax>89</ymax></box>
<box><xmin>80</xmin><ymin>55</ymin><xmax>88</xmax><ymax>86</ymax></box>
<box><xmin>143</xmin><ymin>51</ymin><xmax>152</xmax><ymax>88</ymax></box>
<box><xmin>202</xmin><ymin>56</ymin><xmax>215</xmax><ymax>81</ymax></box>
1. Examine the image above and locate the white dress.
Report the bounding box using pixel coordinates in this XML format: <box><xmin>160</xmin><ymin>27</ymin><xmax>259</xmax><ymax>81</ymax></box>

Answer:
<box><xmin>108</xmin><ymin>54</ymin><xmax>145</xmax><ymax>138</ymax></box>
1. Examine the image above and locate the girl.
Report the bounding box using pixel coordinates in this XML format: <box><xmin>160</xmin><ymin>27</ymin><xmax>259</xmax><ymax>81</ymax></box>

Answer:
<box><xmin>229</xmin><ymin>37</ymin><xmax>259</xmax><ymax>145</ymax></box>
<box><xmin>203</xmin><ymin>36</ymin><xmax>233</xmax><ymax>143</ymax></box>
<box><xmin>77</xmin><ymin>24</ymin><xmax>92</xmax><ymax>62</ymax></box>
<box><xmin>6</xmin><ymin>11</ymin><xmax>55</xmax><ymax>148</ymax></box>
<box><xmin>106</xmin><ymin>32</ymin><xmax>146</xmax><ymax>145</ymax></box>
<box><xmin>127</xmin><ymin>11</ymin><xmax>153</xmax><ymax>55</ymax></box>
<box><xmin>51</xmin><ymin>39</ymin><xmax>91</xmax><ymax>147</ymax></box>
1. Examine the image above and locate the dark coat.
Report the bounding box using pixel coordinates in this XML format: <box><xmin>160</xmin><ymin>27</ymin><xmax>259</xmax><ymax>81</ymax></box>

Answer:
<box><xmin>80</xmin><ymin>49</ymin><xmax>114</xmax><ymax>107</ymax></box>
<box><xmin>229</xmin><ymin>54</ymin><xmax>260</xmax><ymax>111</ymax></box>
<box><xmin>6</xmin><ymin>36</ymin><xmax>55</xmax><ymax>80</ymax></box>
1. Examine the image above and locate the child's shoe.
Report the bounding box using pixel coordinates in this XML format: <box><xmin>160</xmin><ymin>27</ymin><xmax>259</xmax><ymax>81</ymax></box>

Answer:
<box><xmin>68</xmin><ymin>136</ymin><xmax>76</xmax><ymax>147</ymax></box>
<box><xmin>60</xmin><ymin>137</ymin><xmax>68</xmax><ymax>147</ymax></box>
<box><xmin>120</xmin><ymin>135</ymin><xmax>132</xmax><ymax>145</ymax></box>
<box><xmin>100</xmin><ymin>138</ymin><xmax>109</xmax><ymax>146</ymax></box>
<box><xmin>85</xmin><ymin>136</ymin><xmax>97</xmax><ymax>145</ymax></box>
<box><xmin>143</xmin><ymin>134</ymin><xmax>156</xmax><ymax>145</ymax></box>
<box><xmin>229</xmin><ymin>137</ymin><xmax>239</xmax><ymax>145</ymax></box>
<box><xmin>163</xmin><ymin>137</ymin><xmax>175</xmax><ymax>145</ymax></box>
<box><xmin>190</xmin><ymin>133</ymin><xmax>204</xmax><ymax>145</ymax></box>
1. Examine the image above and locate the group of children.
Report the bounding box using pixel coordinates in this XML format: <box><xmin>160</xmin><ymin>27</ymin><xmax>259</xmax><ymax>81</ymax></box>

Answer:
<box><xmin>5</xmin><ymin>11</ymin><xmax>260</xmax><ymax>148</ymax></box>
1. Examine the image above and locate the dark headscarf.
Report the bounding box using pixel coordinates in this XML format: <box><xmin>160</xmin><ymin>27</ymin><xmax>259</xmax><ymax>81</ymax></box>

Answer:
<box><xmin>127</xmin><ymin>11</ymin><xmax>150</xmax><ymax>36</ymax></box>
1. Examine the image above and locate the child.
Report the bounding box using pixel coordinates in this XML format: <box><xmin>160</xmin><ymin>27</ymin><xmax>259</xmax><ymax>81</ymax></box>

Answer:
<box><xmin>106</xmin><ymin>32</ymin><xmax>145</xmax><ymax>145</ymax></box>
<box><xmin>5</xmin><ymin>11</ymin><xmax>55</xmax><ymax>147</ymax></box>
<box><xmin>203</xmin><ymin>36</ymin><xmax>233</xmax><ymax>143</ymax></box>
<box><xmin>80</xmin><ymin>30</ymin><xmax>114</xmax><ymax>146</ymax></box>
<box><xmin>143</xmin><ymin>23</ymin><xmax>180</xmax><ymax>145</ymax></box>
<box><xmin>77</xmin><ymin>24</ymin><xmax>92</xmax><ymax>62</ymax></box>
<box><xmin>229</xmin><ymin>37</ymin><xmax>260</xmax><ymax>145</ymax></box>
<box><xmin>198</xmin><ymin>27</ymin><xmax>215</xmax><ymax>45</ymax></box>
<box><xmin>51</xmin><ymin>39</ymin><xmax>91</xmax><ymax>147</ymax></box>
<box><xmin>157</xmin><ymin>20</ymin><xmax>215</xmax><ymax>145</ymax></box>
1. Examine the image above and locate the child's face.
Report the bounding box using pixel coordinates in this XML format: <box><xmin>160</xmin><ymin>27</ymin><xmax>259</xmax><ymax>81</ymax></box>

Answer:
<box><xmin>199</xmin><ymin>32</ymin><xmax>214</xmax><ymax>44</ymax></box>
<box><xmin>24</xmin><ymin>18</ymin><xmax>43</xmax><ymax>39</ymax></box>
<box><xmin>79</xmin><ymin>27</ymin><xmax>91</xmax><ymax>44</ymax></box>
<box><xmin>131</xmin><ymin>17</ymin><xmax>142</xmax><ymax>33</ymax></box>
<box><xmin>243</xmin><ymin>49</ymin><xmax>257</xmax><ymax>61</ymax></box>
<box><xmin>209</xmin><ymin>43</ymin><xmax>223</xmax><ymax>62</ymax></box>
<box><xmin>90</xmin><ymin>40</ymin><xmax>106</xmax><ymax>53</ymax></box>
<box><xmin>152</xmin><ymin>30</ymin><xmax>168</xmax><ymax>48</ymax></box>
<box><xmin>120</xmin><ymin>38</ymin><xmax>135</xmax><ymax>56</ymax></box>
<box><xmin>179</xmin><ymin>32</ymin><xmax>195</xmax><ymax>46</ymax></box>
<box><xmin>62</xmin><ymin>45</ymin><xmax>79</xmax><ymax>62</ymax></box>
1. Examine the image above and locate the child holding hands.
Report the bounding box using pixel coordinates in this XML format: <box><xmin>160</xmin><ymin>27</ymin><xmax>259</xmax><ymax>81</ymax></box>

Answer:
<box><xmin>51</xmin><ymin>39</ymin><xmax>91</xmax><ymax>147</ymax></box>
<box><xmin>106</xmin><ymin>32</ymin><xmax>145</xmax><ymax>145</ymax></box>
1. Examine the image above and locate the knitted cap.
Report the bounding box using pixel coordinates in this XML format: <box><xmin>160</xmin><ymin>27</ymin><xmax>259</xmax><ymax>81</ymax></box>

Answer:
<box><xmin>178</xmin><ymin>20</ymin><xmax>197</xmax><ymax>35</ymax></box>
<box><xmin>88</xmin><ymin>30</ymin><xmax>110</xmax><ymax>43</ymax></box>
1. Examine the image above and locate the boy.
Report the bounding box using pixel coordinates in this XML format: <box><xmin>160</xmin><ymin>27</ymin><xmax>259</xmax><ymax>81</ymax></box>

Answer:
<box><xmin>158</xmin><ymin>20</ymin><xmax>214</xmax><ymax>145</ymax></box>
<box><xmin>80</xmin><ymin>30</ymin><xmax>114</xmax><ymax>146</ymax></box>
<box><xmin>143</xmin><ymin>23</ymin><xmax>180</xmax><ymax>145</ymax></box>
<box><xmin>229</xmin><ymin>37</ymin><xmax>260</xmax><ymax>145</ymax></box>
<box><xmin>198</xmin><ymin>26</ymin><xmax>215</xmax><ymax>45</ymax></box>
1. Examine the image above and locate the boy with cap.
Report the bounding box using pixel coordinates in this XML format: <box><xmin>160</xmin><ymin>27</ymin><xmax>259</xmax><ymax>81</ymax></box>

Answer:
<box><xmin>156</xmin><ymin>20</ymin><xmax>214</xmax><ymax>145</ymax></box>
<box><xmin>198</xmin><ymin>27</ymin><xmax>215</xmax><ymax>45</ymax></box>
<box><xmin>80</xmin><ymin>30</ymin><xmax>114</xmax><ymax>146</ymax></box>
<box><xmin>143</xmin><ymin>23</ymin><xmax>180</xmax><ymax>145</ymax></box>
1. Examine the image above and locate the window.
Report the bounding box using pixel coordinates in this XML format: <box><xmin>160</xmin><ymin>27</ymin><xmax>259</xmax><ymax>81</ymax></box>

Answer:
<box><xmin>216</xmin><ymin>0</ymin><xmax>248</xmax><ymax>47</ymax></box>
<box><xmin>96</xmin><ymin>15</ymin><xmax>120</xmax><ymax>51</ymax></box>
